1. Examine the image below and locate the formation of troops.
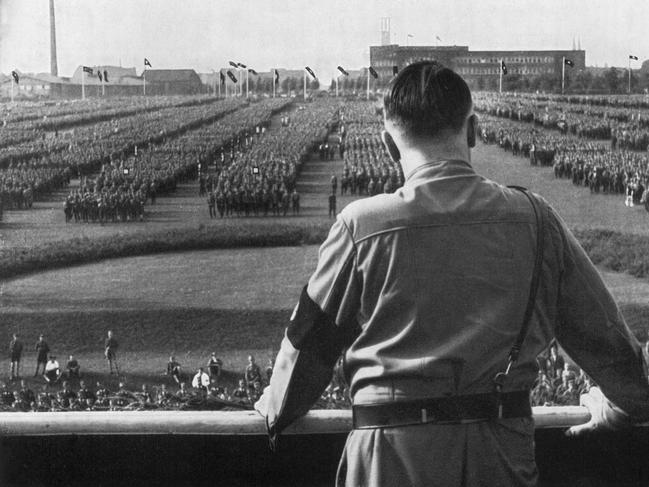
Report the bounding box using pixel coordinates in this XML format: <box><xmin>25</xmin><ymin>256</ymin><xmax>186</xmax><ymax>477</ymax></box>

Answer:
<box><xmin>203</xmin><ymin>99</ymin><xmax>341</xmax><ymax>218</ymax></box>
<box><xmin>475</xmin><ymin>92</ymin><xmax>649</xmax><ymax>211</ymax></box>
<box><xmin>337</xmin><ymin>102</ymin><xmax>404</xmax><ymax>196</ymax></box>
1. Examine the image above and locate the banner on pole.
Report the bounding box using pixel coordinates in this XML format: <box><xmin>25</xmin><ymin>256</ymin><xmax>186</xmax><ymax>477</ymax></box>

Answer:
<box><xmin>305</xmin><ymin>66</ymin><xmax>317</xmax><ymax>79</ymax></box>
<box><xmin>227</xmin><ymin>70</ymin><xmax>238</xmax><ymax>83</ymax></box>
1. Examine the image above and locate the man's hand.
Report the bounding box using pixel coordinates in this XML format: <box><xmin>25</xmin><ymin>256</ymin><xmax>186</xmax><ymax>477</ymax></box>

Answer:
<box><xmin>566</xmin><ymin>387</ymin><xmax>632</xmax><ymax>436</ymax></box>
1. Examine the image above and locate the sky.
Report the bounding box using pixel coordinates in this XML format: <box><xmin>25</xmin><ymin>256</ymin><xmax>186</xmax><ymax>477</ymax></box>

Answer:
<box><xmin>0</xmin><ymin>0</ymin><xmax>647</xmax><ymax>78</ymax></box>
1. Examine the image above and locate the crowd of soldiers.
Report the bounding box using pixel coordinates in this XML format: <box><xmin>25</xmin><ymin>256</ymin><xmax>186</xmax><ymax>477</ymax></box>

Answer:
<box><xmin>203</xmin><ymin>99</ymin><xmax>342</xmax><ymax>219</ymax></box>
<box><xmin>1</xmin><ymin>97</ymin><xmax>248</xmax><ymax>218</ymax></box>
<box><xmin>59</xmin><ymin>98</ymin><xmax>292</xmax><ymax>223</ymax></box>
<box><xmin>337</xmin><ymin>102</ymin><xmax>404</xmax><ymax>196</ymax></box>
<box><xmin>476</xmin><ymin>94</ymin><xmax>649</xmax><ymax>211</ymax></box>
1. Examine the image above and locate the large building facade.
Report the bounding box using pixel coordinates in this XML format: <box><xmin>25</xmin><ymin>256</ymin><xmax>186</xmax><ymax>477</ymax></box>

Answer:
<box><xmin>370</xmin><ymin>45</ymin><xmax>586</xmax><ymax>87</ymax></box>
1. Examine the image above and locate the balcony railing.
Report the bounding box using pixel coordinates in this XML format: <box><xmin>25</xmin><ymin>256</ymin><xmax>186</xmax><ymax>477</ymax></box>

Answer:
<box><xmin>0</xmin><ymin>406</ymin><xmax>592</xmax><ymax>436</ymax></box>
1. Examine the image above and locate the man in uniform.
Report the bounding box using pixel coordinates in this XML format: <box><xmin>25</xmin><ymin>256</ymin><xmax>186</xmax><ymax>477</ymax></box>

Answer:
<box><xmin>9</xmin><ymin>333</ymin><xmax>23</xmax><ymax>381</ymax></box>
<box><xmin>104</xmin><ymin>330</ymin><xmax>119</xmax><ymax>375</ymax></box>
<box><xmin>255</xmin><ymin>62</ymin><xmax>649</xmax><ymax>486</ymax></box>
<box><xmin>34</xmin><ymin>334</ymin><xmax>50</xmax><ymax>377</ymax></box>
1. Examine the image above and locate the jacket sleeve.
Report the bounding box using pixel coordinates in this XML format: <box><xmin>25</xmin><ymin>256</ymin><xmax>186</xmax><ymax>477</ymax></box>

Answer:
<box><xmin>550</xmin><ymin>207</ymin><xmax>649</xmax><ymax>421</ymax></box>
<box><xmin>255</xmin><ymin>215</ymin><xmax>361</xmax><ymax>444</ymax></box>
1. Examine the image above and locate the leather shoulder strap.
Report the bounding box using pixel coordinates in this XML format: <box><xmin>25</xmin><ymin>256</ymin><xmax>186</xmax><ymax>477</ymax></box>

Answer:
<box><xmin>506</xmin><ymin>185</ymin><xmax>545</xmax><ymax>365</ymax></box>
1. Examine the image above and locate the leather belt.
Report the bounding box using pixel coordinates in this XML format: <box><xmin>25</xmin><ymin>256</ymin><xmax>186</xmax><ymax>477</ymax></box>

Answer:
<box><xmin>352</xmin><ymin>391</ymin><xmax>531</xmax><ymax>429</ymax></box>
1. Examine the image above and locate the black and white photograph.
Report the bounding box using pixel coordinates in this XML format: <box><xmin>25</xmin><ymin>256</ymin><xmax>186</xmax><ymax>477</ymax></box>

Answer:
<box><xmin>1</xmin><ymin>1</ymin><xmax>649</xmax><ymax>485</ymax></box>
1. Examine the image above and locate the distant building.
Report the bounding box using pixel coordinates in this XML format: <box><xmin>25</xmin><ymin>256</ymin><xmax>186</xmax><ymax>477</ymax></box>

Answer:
<box><xmin>143</xmin><ymin>69</ymin><xmax>203</xmax><ymax>95</ymax></box>
<box><xmin>370</xmin><ymin>45</ymin><xmax>586</xmax><ymax>87</ymax></box>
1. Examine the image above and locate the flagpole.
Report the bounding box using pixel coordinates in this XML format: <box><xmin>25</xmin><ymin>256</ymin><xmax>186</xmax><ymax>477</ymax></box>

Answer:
<box><xmin>367</xmin><ymin>68</ymin><xmax>370</xmax><ymax>100</ymax></box>
<box><xmin>303</xmin><ymin>70</ymin><xmax>307</xmax><ymax>101</ymax></box>
<box><xmin>102</xmin><ymin>74</ymin><xmax>105</xmax><ymax>97</ymax></box>
<box><xmin>628</xmin><ymin>57</ymin><xmax>632</xmax><ymax>94</ymax></box>
<box><xmin>10</xmin><ymin>79</ymin><xmax>14</xmax><ymax>103</ymax></box>
<box><xmin>499</xmin><ymin>59</ymin><xmax>503</xmax><ymax>94</ymax></box>
<box><xmin>273</xmin><ymin>70</ymin><xmax>276</xmax><ymax>98</ymax></box>
<box><xmin>143</xmin><ymin>69</ymin><xmax>146</xmax><ymax>96</ymax></box>
<box><xmin>82</xmin><ymin>70</ymin><xmax>85</xmax><ymax>100</ymax></box>
<box><xmin>336</xmin><ymin>75</ymin><xmax>339</xmax><ymax>97</ymax></box>
<box><xmin>246</xmin><ymin>69</ymin><xmax>249</xmax><ymax>99</ymax></box>
<box><xmin>561</xmin><ymin>56</ymin><xmax>565</xmax><ymax>95</ymax></box>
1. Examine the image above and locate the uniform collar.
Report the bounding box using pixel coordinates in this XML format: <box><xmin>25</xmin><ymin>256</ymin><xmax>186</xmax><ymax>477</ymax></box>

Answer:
<box><xmin>405</xmin><ymin>159</ymin><xmax>475</xmax><ymax>183</ymax></box>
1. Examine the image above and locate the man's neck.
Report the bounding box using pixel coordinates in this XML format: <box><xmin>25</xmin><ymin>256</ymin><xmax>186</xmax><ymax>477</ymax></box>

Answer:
<box><xmin>398</xmin><ymin>139</ymin><xmax>471</xmax><ymax>177</ymax></box>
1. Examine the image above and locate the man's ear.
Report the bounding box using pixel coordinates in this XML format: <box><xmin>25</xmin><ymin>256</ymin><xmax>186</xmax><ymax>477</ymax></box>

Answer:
<box><xmin>467</xmin><ymin>114</ymin><xmax>477</xmax><ymax>148</ymax></box>
<box><xmin>381</xmin><ymin>130</ymin><xmax>401</xmax><ymax>163</ymax></box>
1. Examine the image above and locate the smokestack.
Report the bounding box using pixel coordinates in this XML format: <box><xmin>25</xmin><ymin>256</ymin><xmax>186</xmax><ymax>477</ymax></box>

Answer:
<box><xmin>50</xmin><ymin>0</ymin><xmax>58</xmax><ymax>76</ymax></box>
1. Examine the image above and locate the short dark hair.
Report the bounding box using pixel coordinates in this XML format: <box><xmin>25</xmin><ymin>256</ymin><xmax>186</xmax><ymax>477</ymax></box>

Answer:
<box><xmin>383</xmin><ymin>61</ymin><xmax>472</xmax><ymax>139</ymax></box>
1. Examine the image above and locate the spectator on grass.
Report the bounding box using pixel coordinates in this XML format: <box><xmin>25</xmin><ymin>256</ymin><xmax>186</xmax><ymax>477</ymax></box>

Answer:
<box><xmin>77</xmin><ymin>380</ymin><xmax>96</xmax><ymax>409</ymax></box>
<box><xmin>104</xmin><ymin>330</ymin><xmax>119</xmax><ymax>375</ymax></box>
<box><xmin>232</xmin><ymin>379</ymin><xmax>248</xmax><ymax>405</ymax></box>
<box><xmin>192</xmin><ymin>367</ymin><xmax>210</xmax><ymax>393</ymax></box>
<box><xmin>66</xmin><ymin>355</ymin><xmax>80</xmax><ymax>381</ymax></box>
<box><xmin>244</xmin><ymin>355</ymin><xmax>262</xmax><ymax>390</ymax></box>
<box><xmin>58</xmin><ymin>381</ymin><xmax>78</xmax><ymax>409</ymax></box>
<box><xmin>265</xmin><ymin>358</ymin><xmax>274</xmax><ymax>384</ymax></box>
<box><xmin>207</xmin><ymin>353</ymin><xmax>222</xmax><ymax>379</ymax></box>
<box><xmin>0</xmin><ymin>382</ymin><xmax>14</xmax><ymax>406</ymax></box>
<box><xmin>156</xmin><ymin>383</ymin><xmax>174</xmax><ymax>406</ymax></box>
<box><xmin>167</xmin><ymin>356</ymin><xmax>182</xmax><ymax>384</ymax></box>
<box><xmin>44</xmin><ymin>356</ymin><xmax>61</xmax><ymax>386</ymax></box>
<box><xmin>18</xmin><ymin>380</ymin><xmax>35</xmax><ymax>407</ymax></box>
<box><xmin>176</xmin><ymin>382</ymin><xmax>190</xmax><ymax>401</ymax></box>
<box><xmin>9</xmin><ymin>333</ymin><xmax>23</xmax><ymax>381</ymax></box>
<box><xmin>34</xmin><ymin>334</ymin><xmax>50</xmax><ymax>377</ymax></box>
<box><xmin>208</xmin><ymin>378</ymin><xmax>225</xmax><ymax>399</ymax></box>
<box><xmin>95</xmin><ymin>382</ymin><xmax>111</xmax><ymax>408</ymax></box>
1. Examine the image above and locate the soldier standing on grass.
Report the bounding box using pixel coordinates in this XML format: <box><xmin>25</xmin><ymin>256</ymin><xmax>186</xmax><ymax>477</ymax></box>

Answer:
<box><xmin>104</xmin><ymin>330</ymin><xmax>119</xmax><ymax>375</ymax></box>
<box><xmin>9</xmin><ymin>333</ymin><xmax>23</xmax><ymax>381</ymax></box>
<box><xmin>34</xmin><ymin>334</ymin><xmax>50</xmax><ymax>377</ymax></box>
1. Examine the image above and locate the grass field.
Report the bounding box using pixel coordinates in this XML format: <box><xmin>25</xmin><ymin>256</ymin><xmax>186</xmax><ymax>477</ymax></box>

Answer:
<box><xmin>1</xmin><ymin>129</ymin><xmax>649</xmax><ymax>393</ymax></box>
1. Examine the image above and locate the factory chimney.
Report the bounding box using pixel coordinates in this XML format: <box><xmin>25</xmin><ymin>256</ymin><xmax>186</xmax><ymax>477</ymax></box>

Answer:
<box><xmin>50</xmin><ymin>0</ymin><xmax>58</xmax><ymax>76</ymax></box>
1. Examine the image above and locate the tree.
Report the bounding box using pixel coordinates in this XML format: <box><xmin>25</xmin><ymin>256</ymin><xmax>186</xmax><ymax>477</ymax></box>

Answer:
<box><xmin>604</xmin><ymin>67</ymin><xmax>620</xmax><ymax>93</ymax></box>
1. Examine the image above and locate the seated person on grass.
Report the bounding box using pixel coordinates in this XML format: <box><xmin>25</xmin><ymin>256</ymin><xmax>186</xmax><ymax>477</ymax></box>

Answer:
<box><xmin>44</xmin><ymin>356</ymin><xmax>61</xmax><ymax>385</ymax></box>
<box><xmin>66</xmin><ymin>355</ymin><xmax>81</xmax><ymax>380</ymax></box>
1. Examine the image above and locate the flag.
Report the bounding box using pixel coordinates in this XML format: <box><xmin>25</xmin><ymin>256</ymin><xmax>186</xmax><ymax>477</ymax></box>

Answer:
<box><xmin>248</xmin><ymin>68</ymin><xmax>258</xmax><ymax>75</ymax></box>
<box><xmin>501</xmin><ymin>60</ymin><xmax>507</xmax><ymax>75</ymax></box>
<box><xmin>220</xmin><ymin>72</ymin><xmax>226</xmax><ymax>85</ymax></box>
<box><xmin>82</xmin><ymin>66</ymin><xmax>93</xmax><ymax>75</ymax></box>
<box><xmin>369</xmin><ymin>67</ymin><xmax>378</xmax><ymax>79</ymax></box>
<box><xmin>274</xmin><ymin>69</ymin><xmax>279</xmax><ymax>85</ymax></box>
<box><xmin>227</xmin><ymin>70</ymin><xmax>238</xmax><ymax>83</ymax></box>
<box><xmin>564</xmin><ymin>58</ymin><xmax>574</xmax><ymax>67</ymax></box>
<box><xmin>337</xmin><ymin>66</ymin><xmax>349</xmax><ymax>76</ymax></box>
<box><xmin>228</xmin><ymin>61</ymin><xmax>238</xmax><ymax>68</ymax></box>
<box><xmin>392</xmin><ymin>65</ymin><xmax>399</xmax><ymax>76</ymax></box>
<box><xmin>237</xmin><ymin>63</ymin><xmax>247</xmax><ymax>69</ymax></box>
<box><xmin>144</xmin><ymin>58</ymin><xmax>152</xmax><ymax>67</ymax></box>
<box><xmin>11</xmin><ymin>71</ymin><xmax>19</xmax><ymax>84</ymax></box>
<box><xmin>630</xmin><ymin>55</ymin><xmax>639</xmax><ymax>60</ymax></box>
<box><xmin>104</xmin><ymin>70</ymin><xmax>109</xmax><ymax>82</ymax></box>
<box><xmin>436</xmin><ymin>36</ymin><xmax>442</xmax><ymax>42</ymax></box>
<box><xmin>98</xmin><ymin>71</ymin><xmax>103</xmax><ymax>82</ymax></box>
<box><xmin>305</xmin><ymin>66</ymin><xmax>316</xmax><ymax>79</ymax></box>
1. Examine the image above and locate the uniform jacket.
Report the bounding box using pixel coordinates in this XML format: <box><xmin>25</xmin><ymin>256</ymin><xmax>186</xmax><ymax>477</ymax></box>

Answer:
<box><xmin>258</xmin><ymin>159</ymin><xmax>649</xmax><ymax>486</ymax></box>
